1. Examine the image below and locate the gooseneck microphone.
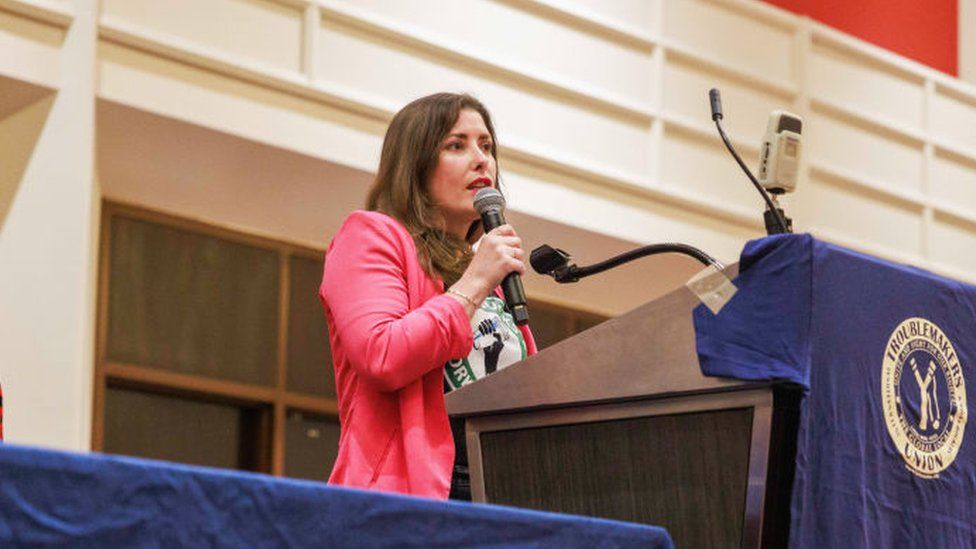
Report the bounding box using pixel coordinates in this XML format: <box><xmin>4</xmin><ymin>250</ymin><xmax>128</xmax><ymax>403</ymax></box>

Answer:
<box><xmin>473</xmin><ymin>187</ymin><xmax>529</xmax><ymax>325</ymax></box>
<box><xmin>708</xmin><ymin>88</ymin><xmax>792</xmax><ymax>234</ymax></box>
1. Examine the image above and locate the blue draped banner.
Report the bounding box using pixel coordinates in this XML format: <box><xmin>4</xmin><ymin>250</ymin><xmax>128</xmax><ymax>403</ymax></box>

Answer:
<box><xmin>695</xmin><ymin>234</ymin><xmax>976</xmax><ymax>547</ymax></box>
<box><xmin>0</xmin><ymin>444</ymin><xmax>673</xmax><ymax>548</ymax></box>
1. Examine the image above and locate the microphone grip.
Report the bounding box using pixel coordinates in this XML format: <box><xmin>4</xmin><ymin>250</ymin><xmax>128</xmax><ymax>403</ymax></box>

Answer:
<box><xmin>501</xmin><ymin>272</ymin><xmax>529</xmax><ymax>325</ymax></box>
<box><xmin>479</xmin><ymin>209</ymin><xmax>530</xmax><ymax>325</ymax></box>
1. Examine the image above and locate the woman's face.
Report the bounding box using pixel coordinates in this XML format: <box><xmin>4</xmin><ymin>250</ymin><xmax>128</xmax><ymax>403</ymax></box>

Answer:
<box><xmin>428</xmin><ymin>108</ymin><xmax>496</xmax><ymax>239</ymax></box>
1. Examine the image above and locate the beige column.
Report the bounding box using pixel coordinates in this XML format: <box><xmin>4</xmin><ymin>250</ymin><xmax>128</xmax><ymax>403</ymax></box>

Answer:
<box><xmin>0</xmin><ymin>0</ymin><xmax>99</xmax><ymax>450</ymax></box>
<box><xmin>962</xmin><ymin>0</ymin><xmax>976</xmax><ymax>84</ymax></box>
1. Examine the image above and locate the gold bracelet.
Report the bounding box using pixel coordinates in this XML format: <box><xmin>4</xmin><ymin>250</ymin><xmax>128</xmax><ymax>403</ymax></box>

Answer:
<box><xmin>446</xmin><ymin>288</ymin><xmax>478</xmax><ymax>309</ymax></box>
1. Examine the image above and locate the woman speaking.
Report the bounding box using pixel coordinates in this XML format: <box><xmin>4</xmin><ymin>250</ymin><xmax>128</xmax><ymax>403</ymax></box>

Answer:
<box><xmin>319</xmin><ymin>92</ymin><xmax>536</xmax><ymax>500</ymax></box>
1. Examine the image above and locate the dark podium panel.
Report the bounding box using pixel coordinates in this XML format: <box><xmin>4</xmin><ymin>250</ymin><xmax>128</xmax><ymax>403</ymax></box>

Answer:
<box><xmin>446</xmin><ymin>281</ymin><xmax>800</xmax><ymax>549</ymax></box>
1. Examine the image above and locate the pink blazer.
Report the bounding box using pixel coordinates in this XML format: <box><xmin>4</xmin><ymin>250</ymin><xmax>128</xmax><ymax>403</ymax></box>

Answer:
<box><xmin>319</xmin><ymin>211</ymin><xmax>536</xmax><ymax>499</ymax></box>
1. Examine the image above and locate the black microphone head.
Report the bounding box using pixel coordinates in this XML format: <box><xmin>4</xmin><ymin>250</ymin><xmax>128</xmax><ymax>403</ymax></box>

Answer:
<box><xmin>709</xmin><ymin>88</ymin><xmax>723</xmax><ymax>121</ymax></box>
<box><xmin>530</xmin><ymin>244</ymin><xmax>570</xmax><ymax>275</ymax></box>
<box><xmin>473</xmin><ymin>187</ymin><xmax>505</xmax><ymax>214</ymax></box>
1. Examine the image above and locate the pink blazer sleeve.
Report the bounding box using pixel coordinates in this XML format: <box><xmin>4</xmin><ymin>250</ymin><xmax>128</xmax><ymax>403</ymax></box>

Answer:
<box><xmin>320</xmin><ymin>212</ymin><xmax>473</xmax><ymax>392</ymax></box>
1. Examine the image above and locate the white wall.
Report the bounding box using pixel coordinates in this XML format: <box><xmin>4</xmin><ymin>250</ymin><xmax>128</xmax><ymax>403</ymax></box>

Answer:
<box><xmin>88</xmin><ymin>0</ymin><xmax>976</xmax><ymax>277</ymax></box>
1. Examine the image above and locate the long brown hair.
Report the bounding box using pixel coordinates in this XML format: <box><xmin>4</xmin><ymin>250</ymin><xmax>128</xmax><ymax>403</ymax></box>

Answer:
<box><xmin>365</xmin><ymin>92</ymin><xmax>501</xmax><ymax>287</ymax></box>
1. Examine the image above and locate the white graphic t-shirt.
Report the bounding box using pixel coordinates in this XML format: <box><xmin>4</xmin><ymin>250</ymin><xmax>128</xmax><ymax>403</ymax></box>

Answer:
<box><xmin>444</xmin><ymin>295</ymin><xmax>527</xmax><ymax>391</ymax></box>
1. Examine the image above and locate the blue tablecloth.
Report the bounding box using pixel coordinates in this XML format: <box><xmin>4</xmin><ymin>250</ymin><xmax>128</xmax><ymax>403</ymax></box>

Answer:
<box><xmin>0</xmin><ymin>443</ymin><xmax>673</xmax><ymax>548</ymax></box>
<box><xmin>695</xmin><ymin>234</ymin><xmax>976</xmax><ymax>547</ymax></box>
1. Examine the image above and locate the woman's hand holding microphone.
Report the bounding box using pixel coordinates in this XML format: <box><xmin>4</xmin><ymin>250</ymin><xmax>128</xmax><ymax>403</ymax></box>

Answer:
<box><xmin>446</xmin><ymin>225</ymin><xmax>524</xmax><ymax>316</ymax></box>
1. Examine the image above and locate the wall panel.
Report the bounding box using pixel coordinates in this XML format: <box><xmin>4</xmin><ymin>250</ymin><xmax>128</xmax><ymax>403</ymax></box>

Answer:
<box><xmin>807</xmin><ymin>111</ymin><xmax>923</xmax><ymax>193</ymax></box>
<box><xmin>809</xmin><ymin>42</ymin><xmax>924</xmax><ymax>130</ymax></box>
<box><xmin>661</xmin><ymin>128</ymin><xmax>761</xmax><ymax>213</ymax></box>
<box><xmin>317</xmin><ymin>18</ymin><xmax>652</xmax><ymax>179</ymax></box>
<box><xmin>106</xmin><ymin>215</ymin><xmax>280</xmax><ymax>386</ymax></box>
<box><xmin>97</xmin><ymin>42</ymin><xmax>384</xmax><ymax>174</ymax></box>
<box><xmin>101</xmin><ymin>0</ymin><xmax>303</xmax><ymax>73</ymax></box>
<box><xmin>560</xmin><ymin>0</ymin><xmax>657</xmax><ymax>33</ymax></box>
<box><xmin>664</xmin><ymin>0</ymin><xmax>795</xmax><ymax>87</ymax></box>
<box><xmin>931</xmin><ymin>88</ymin><xmax>976</xmax><ymax>151</ymax></box>
<box><xmin>84</xmin><ymin>0</ymin><xmax>976</xmax><ymax>293</ymax></box>
<box><xmin>284</xmin><ymin>411</ymin><xmax>340</xmax><ymax>481</ymax></box>
<box><xmin>663</xmin><ymin>56</ymin><xmax>793</xmax><ymax>140</ymax></box>
<box><xmin>0</xmin><ymin>10</ymin><xmax>65</xmax><ymax>87</ymax></box>
<box><xmin>103</xmin><ymin>388</ymin><xmax>245</xmax><ymax>469</ymax></box>
<box><xmin>930</xmin><ymin>152</ymin><xmax>976</xmax><ymax>213</ymax></box>
<box><xmin>503</xmin><ymin>170</ymin><xmax>753</xmax><ymax>262</ymax></box>
<box><xmin>330</xmin><ymin>0</ymin><xmax>655</xmax><ymax>106</ymax></box>
<box><xmin>929</xmin><ymin>216</ymin><xmax>976</xmax><ymax>273</ymax></box>
<box><xmin>84</xmin><ymin>0</ymin><xmax>976</xmax><ymax>284</ymax></box>
<box><xmin>797</xmin><ymin>175</ymin><xmax>923</xmax><ymax>253</ymax></box>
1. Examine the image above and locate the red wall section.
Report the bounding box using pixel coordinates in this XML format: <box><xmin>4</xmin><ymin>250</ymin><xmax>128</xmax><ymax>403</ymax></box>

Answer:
<box><xmin>763</xmin><ymin>0</ymin><xmax>957</xmax><ymax>75</ymax></box>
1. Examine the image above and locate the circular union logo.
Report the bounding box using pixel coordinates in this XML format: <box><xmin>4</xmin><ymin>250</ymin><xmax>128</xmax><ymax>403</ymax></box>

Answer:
<box><xmin>881</xmin><ymin>318</ymin><xmax>967</xmax><ymax>479</ymax></box>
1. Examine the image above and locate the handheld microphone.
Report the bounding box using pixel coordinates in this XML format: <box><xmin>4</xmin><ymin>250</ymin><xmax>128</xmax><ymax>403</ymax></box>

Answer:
<box><xmin>757</xmin><ymin>111</ymin><xmax>803</xmax><ymax>194</ymax></box>
<box><xmin>473</xmin><ymin>188</ymin><xmax>529</xmax><ymax>325</ymax></box>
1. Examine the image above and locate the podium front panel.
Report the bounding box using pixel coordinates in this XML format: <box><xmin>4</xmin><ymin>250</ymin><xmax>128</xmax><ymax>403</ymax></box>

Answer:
<box><xmin>466</xmin><ymin>389</ymin><xmax>775</xmax><ymax>549</ymax></box>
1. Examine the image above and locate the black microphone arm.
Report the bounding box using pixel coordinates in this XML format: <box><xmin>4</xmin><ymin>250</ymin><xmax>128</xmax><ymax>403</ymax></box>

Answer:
<box><xmin>530</xmin><ymin>242</ymin><xmax>724</xmax><ymax>284</ymax></box>
<box><xmin>708</xmin><ymin>88</ymin><xmax>792</xmax><ymax>235</ymax></box>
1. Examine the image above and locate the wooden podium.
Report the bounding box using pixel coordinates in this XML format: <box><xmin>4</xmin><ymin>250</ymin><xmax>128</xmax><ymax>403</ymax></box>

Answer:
<box><xmin>446</xmin><ymin>283</ymin><xmax>800</xmax><ymax>549</ymax></box>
